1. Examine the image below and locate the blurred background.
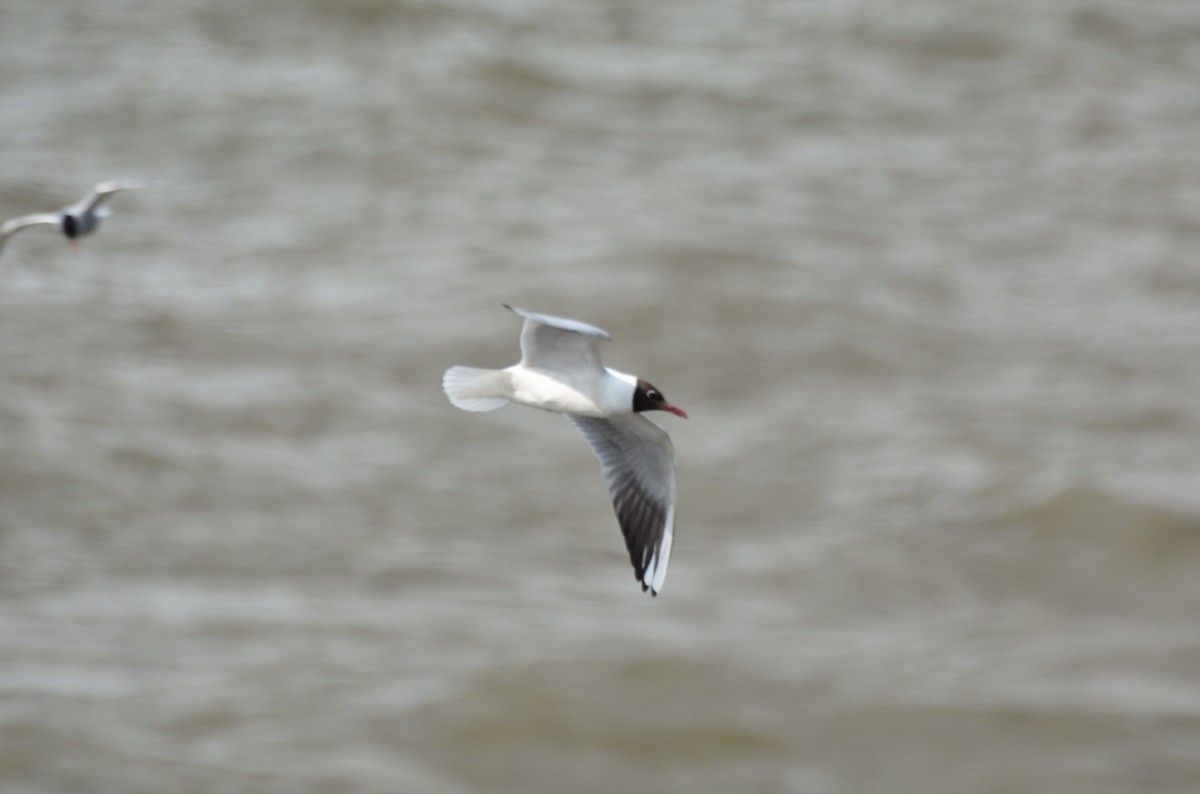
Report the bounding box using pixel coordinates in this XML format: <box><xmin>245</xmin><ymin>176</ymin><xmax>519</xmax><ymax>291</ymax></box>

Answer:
<box><xmin>2</xmin><ymin>0</ymin><xmax>1199</xmax><ymax>792</ymax></box>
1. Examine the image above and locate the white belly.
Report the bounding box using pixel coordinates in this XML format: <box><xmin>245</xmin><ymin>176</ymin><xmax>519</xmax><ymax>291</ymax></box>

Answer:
<box><xmin>504</xmin><ymin>367</ymin><xmax>627</xmax><ymax>417</ymax></box>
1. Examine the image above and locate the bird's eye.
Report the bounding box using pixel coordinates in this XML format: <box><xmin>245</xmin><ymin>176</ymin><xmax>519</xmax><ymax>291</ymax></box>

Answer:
<box><xmin>647</xmin><ymin>390</ymin><xmax>660</xmax><ymax>400</ymax></box>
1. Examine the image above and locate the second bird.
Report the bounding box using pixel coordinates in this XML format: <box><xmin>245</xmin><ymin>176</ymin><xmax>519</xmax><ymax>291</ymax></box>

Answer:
<box><xmin>443</xmin><ymin>304</ymin><xmax>687</xmax><ymax>596</ymax></box>
<box><xmin>0</xmin><ymin>179</ymin><xmax>145</xmax><ymax>257</ymax></box>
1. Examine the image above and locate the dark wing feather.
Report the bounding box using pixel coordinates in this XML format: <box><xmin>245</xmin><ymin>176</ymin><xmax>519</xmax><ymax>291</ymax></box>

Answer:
<box><xmin>566</xmin><ymin>413</ymin><xmax>676</xmax><ymax>595</ymax></box>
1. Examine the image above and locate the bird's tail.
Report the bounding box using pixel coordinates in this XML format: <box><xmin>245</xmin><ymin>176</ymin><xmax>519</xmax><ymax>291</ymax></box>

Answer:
<box><xmin>442</xmin><ymin>366</ymin><xmax>511</xmax><ymax>412</ymax></box>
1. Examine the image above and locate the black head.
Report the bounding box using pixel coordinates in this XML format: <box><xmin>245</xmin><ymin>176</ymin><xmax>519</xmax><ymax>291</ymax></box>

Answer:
<box><xmin>632</xmin><ymin>378</ymin><xmax>687</xmax><ymax>418</ymax></box>
<box><xmin>61</xmin><ymin>214</ymin><xmax>79</xmax><ymax>239</ymax></box>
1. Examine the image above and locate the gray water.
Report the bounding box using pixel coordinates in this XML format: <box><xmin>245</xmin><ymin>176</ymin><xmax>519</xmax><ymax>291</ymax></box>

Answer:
<box><xmin>3</xmin><ymin>1</ymin><xmax>1200</xmax><ymax>792</ymax></box>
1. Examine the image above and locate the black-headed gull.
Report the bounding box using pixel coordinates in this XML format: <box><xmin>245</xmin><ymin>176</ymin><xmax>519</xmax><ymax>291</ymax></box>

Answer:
<box><xmin>0</xmin><ymin>179</ymin><xmax>145</xmax><ymax>256</ymax></box>
<box><xmin>443</xmin><ymin>304</ymin><xmax>687</xmax><ymax>596</ymax></box>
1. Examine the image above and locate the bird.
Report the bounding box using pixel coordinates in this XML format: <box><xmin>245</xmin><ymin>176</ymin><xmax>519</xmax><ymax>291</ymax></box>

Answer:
<box><xmin>443</xmin><ymin>304</ymin><xmax>687</xmax><ymax>596</ymax></box>
<box><xmin>0</xmin><ymin>179</ymin><xmax>146</xmax><ymax>256</ymax></box>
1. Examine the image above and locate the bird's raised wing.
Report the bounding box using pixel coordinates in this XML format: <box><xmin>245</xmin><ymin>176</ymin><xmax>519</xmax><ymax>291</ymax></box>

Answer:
<box><xmin>505</xmin><ymin>304</ymin><xmax>611</xmax><ymax>376</ymax></box>
<box><xmin>567</xmin><ymin>413</ymin><xmax>676</xmax><ymax>595</ymax></box>
<box><xmin>78</xmin><ymin>179</ymin><xmax>146</xmax><ymax>213</ymax></box>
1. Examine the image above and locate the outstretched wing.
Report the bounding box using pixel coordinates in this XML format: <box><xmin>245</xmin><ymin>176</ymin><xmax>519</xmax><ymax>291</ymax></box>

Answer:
<box><xmin>78</xmin><ymin>179</ymin><xmax>146</xmax><ymax>213</ymax></box>
<box><xmin>566</xmin><ymin>413</ymin><xmax>676</xmax><ymax>595</ymax></box>
<box><xmin>0</xmin><ymin>213</ymin><xmax>61</xmax><ymax>254</ymax></box>
<box><xmin>505</xmin><ymin>304</ymin><xmax>611</xmax><ymax>376</ymax></box>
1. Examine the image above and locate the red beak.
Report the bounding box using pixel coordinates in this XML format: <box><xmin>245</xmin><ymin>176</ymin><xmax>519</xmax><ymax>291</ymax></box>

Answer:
<box><xmin>662</xmin><ymin>404</ymin><xmax>688</xmax><ymax>419</ymax></box>
<box><xmin>68</xmin><ymin>239</ymin><xmax>80</xmax><ymax>253</ymax></box>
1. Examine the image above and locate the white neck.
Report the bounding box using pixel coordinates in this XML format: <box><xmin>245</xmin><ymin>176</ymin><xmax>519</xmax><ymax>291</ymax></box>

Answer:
<box><xmin>603</xmin><ymin>368</ymin><xmax>639</xmax><ymax>414</ymax></box>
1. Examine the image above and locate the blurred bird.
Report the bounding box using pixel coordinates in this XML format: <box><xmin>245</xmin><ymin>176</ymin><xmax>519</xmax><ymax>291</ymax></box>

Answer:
<box><xmin>0</xmin><ymin>179</ymin><xmax>146</xmax><ymax>256</ymax></box>
<box><xmin>443</xmin><ymin>304</ymin><xmax>687</xmax><ymax>596</ymax></box>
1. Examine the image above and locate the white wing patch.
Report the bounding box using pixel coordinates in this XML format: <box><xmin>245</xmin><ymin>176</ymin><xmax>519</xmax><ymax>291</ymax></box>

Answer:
<box><xmin>643</xmin><ymin>504</ymin><xmax>673</xmax><ymax>593</ymax></box>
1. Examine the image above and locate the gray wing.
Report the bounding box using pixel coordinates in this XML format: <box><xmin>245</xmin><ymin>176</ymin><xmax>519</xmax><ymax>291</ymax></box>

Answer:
<box><xmin>0</xmin><ymin>213</ymin><xmax>61</xmax><ymax>254</ymax></box>
<box><xmin>505</xmin><ymin>304</ymin><xmax>611</xmax><ymax>375</ymax></box>
<box><xmin>77</xmin><ymin>179</ymin><xmax>146</xmax><ymax>213</ymax></box>
<box><xmin>566</xmin><ymin>413</ymin><xmax>676</xmax><ymax>595</ymax></box>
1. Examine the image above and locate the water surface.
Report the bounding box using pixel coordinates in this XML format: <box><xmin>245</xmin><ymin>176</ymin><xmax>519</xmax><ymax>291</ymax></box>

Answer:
<box><xmin>2</xmin><ymin>1</ymin><xmax>1199</xmax><ymax>792</ymax></box>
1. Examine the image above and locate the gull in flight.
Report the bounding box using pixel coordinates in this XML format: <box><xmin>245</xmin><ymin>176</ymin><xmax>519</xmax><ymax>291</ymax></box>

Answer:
<box><xmin>0</xmin><ymin>179</ymin><xmax>145</xmax><ymax>256</ymax></box>
<box><xmin>443</xmin><ymin>304</ymin><xmax>687</xmax><ymax>595</ymax></box>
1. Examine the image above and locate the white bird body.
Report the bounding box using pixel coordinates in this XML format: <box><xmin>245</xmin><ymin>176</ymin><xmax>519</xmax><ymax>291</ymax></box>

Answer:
<box><xmin>443</xmin><ymin>304</ymin><xmax>686</xmax><ymax>595</ymax></box>
<box><xmin>503</xmin><ymin>365</ymin><xmax>636</xmax><ymax>417</ymax></box>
